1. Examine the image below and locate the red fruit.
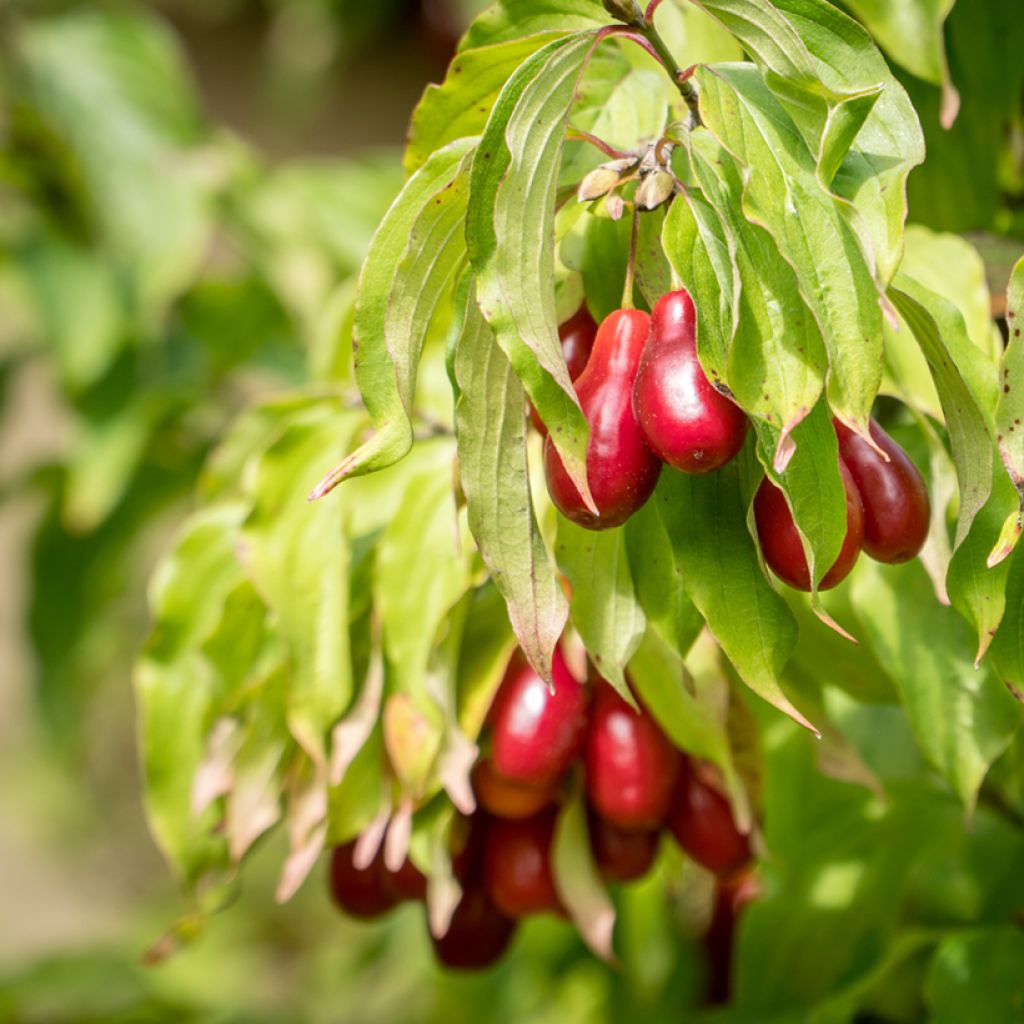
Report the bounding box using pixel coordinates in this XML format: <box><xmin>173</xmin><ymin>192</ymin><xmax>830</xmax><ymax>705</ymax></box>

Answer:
<box><xmin>530</xmin><ymin>305</ymin><xmax>598</xmax><ymax>434</ymax></box>
<box><xmin>384</xmin><ymin>854</ymin><xmax>428</xmax><ymax>903</ymax></box>
<box><xmin>584</xmin><ymin>680</ymin><xmax>681</xmax><ymax>830</ymax></box>
<box><xmin>666</xmin><ymin>761</ymin><xmax>752</xmax><ymax>880</ymax></box>
<box><xmin>834</xmin><ymin>418</ymin><xmax>930</xmax><ymax>564</ymax></box>
<box><xmin>431</xmin><ymin>883</ymin><xmax>517</xmax><ymax>970</ymax></box>
<box><xmin>488</xmin><ymin>646</ymin><xmax>587</xmax><ymax>788</ymax></box>
<box><xmin>327</xmin><ymin>841</ymin><xmax>396</xmax><ymax>919</ymax></box>
<box><xmin>753</xmin><ymin>459</ymin><xmax>864</xmax><ymax>591</ymax></box>
<box><xmin>450</xmin><ymin>813</ymin><xmax>488</xmax><ymax>884</ymax></box>
<box><xmin>589</xmin><ymin>811</ymin><xmax>659</xmax><ymax>883</ymax></box>
<box><xmin>483</xmin><ymin>811</ymin><xmax>562</xmax><ymax>918</ymax></box>
<box><xmin>633</xmin><ymin>288</ymin><xmax>748</xmax><ymax>473</ymax></box>
<box><xmin>472</xmin><ymin>758</ymin><xmax>559</xmax><ymax>820</ymax></box>
<box><xmin>705</xmin><ymin>870</ymin><xmax>761</xmax><ymax>1005</ymax></box>
<box><xmin>544</xmin><ymin>308</ymin><xmax>662</xmax><ymax>529</ymax></box>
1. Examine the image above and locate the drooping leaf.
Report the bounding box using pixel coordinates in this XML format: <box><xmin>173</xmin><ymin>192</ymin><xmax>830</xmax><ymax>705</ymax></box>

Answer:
<box><xmin>453</xmin><ymin>285</ymin><xmax>568</xmax><ymax>684</ymax></box>
<box><xmin>461</xmin><ymin>0</ymin><xmax>606</xmax><ymax>50</ymax></box>
<box><xmin>995</xmin><ymin>256</ymin><xmax>1024</xmax><ymax>506</ymax></box>
<box><xmin>467</xmin><ymin>32</ymin><xmax>602</xmax><ymax>508</ymax></box>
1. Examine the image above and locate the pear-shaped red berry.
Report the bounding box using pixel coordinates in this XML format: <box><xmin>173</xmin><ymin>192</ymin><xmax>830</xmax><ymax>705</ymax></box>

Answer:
<box><xmin>483</xmin><ymin>810</ymin><xmax>562</xmax><ymax>918</ymax></box>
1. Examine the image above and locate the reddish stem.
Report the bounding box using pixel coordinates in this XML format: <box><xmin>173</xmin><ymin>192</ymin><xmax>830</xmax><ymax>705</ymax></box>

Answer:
<box><xmin>566</xmin><ymin>126</ymin><xmax>631</xmax><ymax>160</ymax></box>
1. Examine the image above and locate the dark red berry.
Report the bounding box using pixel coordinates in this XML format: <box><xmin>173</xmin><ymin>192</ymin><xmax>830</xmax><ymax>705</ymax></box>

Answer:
<box><xmin>633</xmin><ymin>288</ymin><xmax>748</xmax><ymax>473</ymax></box>
<box><xmin>834</xmin><ymin>418</ymin><xmax>930</xmax><ymax>564</ymax></box>
<box><xmin>753</xmin><ymin>458</ymin><xmax>864</xmax><ymax>591</ymax></box>
<box><xmin>705</xmin><ymin>870</ymin><xmax>761</xmax><ymax>1005</ymax></box>
<box><xmin>483</xmin><ymin>810</ymin><xmax>562</xmax><ymax>918</ymax></box>
<box><xmin>488</xmin><ymin>646</ymin><xmax>587</xmax><ymax>788</ymax></box>
<box><xmin>665</xmin><ymin>760</ymin><xmax>752</xmax><ymax>881</ymax></box>
<box><xmin>327</xmin><ymin>841</ymin><xmax>396</xmax><ymax>919</ymax></box>
<box><xmin>431</xmin><ymin>883</ymin><xmax>517</xmax><ymax>970</ymax></box>
<box><xmin>584</xmin><ymin>680</ymin><xmax>680</xmax><ymax>830</ymax></box>
<box><xmin>530</xmin><ymin>305</ymin><xmax>598</xmax><ymax>434</ymax></box>
<box><xmin>589</xmin><ymin>810</ymin><xmax>659</xmax><ymax>883</ymax></box>
<box><xmin>544</xmin><ymin>308</ymin><xmax>662</xmax><ymax>529</ymax></box>
<box><xmin>472</xmin><ymin>758</ymin><xmax>558</xmax><ymax>820</ymax></box>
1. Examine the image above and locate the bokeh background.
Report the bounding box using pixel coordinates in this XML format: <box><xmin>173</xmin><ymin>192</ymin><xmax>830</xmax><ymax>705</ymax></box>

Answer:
<box><xmin>1</xmin><ymin>1</ymin><xmax>1022</xmax><ymax>1021</ymax></box>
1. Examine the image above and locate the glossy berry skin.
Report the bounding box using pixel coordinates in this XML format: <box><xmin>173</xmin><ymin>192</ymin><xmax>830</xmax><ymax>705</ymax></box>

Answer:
<box><xmin>488</xmin><ymin>646</ymin><xmax>587</xmax><ymax>788</ymax></box>
<box><xmin>544</xmin><ymin>309</ymin><xmax>662</xmax><ymax>529</ymax></box>
<box><xmin>431</xmin><ymin>883</ymin><xmax>517</xmax><ymax>970</ymax></box>
<box><xmin>472</xmin><ymin>758</ymin><xmax>558</xmax><ymax>820</ymax></box>
<box><xmin>834</xmin><ymin>418</ymin><xmax>930</xmax><ymax>564</ymax></box>
<box><xmin>483</xmin><ymin>811</ymin><xmax>562</xmax><ymax>918</ymax></box>
<box><xmin>633</xmin><ymin>289</ymin><xmax>748</xmax><ymax>473</ymax></box>
<box><xmin>327</xmin><ymin>842</ymin><xmax>396</xmax><ymax>919</ymax></box>
<box><xmin>584</xmin><ymin>680</ymin><xmax>681</xmax><ymax>830</ymax></box>
<box><xmin>589</xmin><ymin>811</ymin><xmax>659</xmax><ymax>883</ymax></box>
<box><xmin>754</xmin><ymin>459</ymin><xmax>865</xmax><ymax>591</ymax></box>
<box><xmin>666</xmin><ymin>761</ymin><xmax>752</xmax><ymax>881</ymax></box>
<box><xmin>530</xmin><ymin>305</ymin><xmax>599</xmax><ymax>435</ymax></box>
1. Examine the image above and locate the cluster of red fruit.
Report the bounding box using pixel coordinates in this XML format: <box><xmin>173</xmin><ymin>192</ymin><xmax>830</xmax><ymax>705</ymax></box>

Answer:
<box><xmin>328</xmin><ymin>645</ymin><xmax>754</xmax><ymax>977</ymax></box>
<box><xmin>541</xmin><ymin>290</ymin><xmax>930</xmax><ymax>591</ymax></box>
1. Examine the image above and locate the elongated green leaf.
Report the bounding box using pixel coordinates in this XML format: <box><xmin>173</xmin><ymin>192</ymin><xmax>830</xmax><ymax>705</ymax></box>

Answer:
<box><xmin>889</xmin><ymin>275</ymin><xmax>997</xmax><ymax>547</ymax></box>
<box><xmin>670</xmin><ymin>142</ymin><xmax>827</xmax><ymax>468</ymax></box>
<box><xmin>310</xmin><ymin>140</ymin><xmax>475</xmax><ymax>496</ymax></box>
<box><xmin>467</xmin><ymin>32</ymin><xmax>600</xmax><ymax>508</ymax></box>
<box><xmin>555</xmin><ymin>521</ymin><xmax>644</xmax><ymax>695</ymax></box>
<box><xmin>989</xmin><ymin>544</ymin><xmax>1024</xmax><ymax>701</ymax></box>
<box><xmin>461</xmin><ymin>0</ymin><xmax>606</xmax><ymax>50</ymax></box>
<box><xmin>453</xmin><ymin>287</ymin><xmax>568</xmax><ymax>684</ymax></box>
<box><xmin>925</xmin><ymin>927</ymin><xmax>1024</xmax><ymax>1022</ymax></box>
<box><xmin>852</xmin><ymin>559</ymin><xmax>1022</xmax><ymax>810</ymax></box>
<box><xmin>405</xmin><ymin>35</ymin><xmax>559</xmax><ymax>174</ymax></box>
<box><xmin>241</xmin><ymin>406</ymin><xmax>364</xmax><ymax>766</ymax></box>
<box><xmin>624</xmin><ymin>499</ymin><xmax>703</xmax><ymax>656</ymax></box>
<box><xmin>654</xmin><ymin>457</ymin><xmax>813</xmax><ymax>731</ymax></box>
<box><xmin>696</xmin><ymin>64</ymin><xmax>883</xmax><ymax>438</ymax></box>
<box><xmin>996</xmin><ymin>256</ymin><xmax>1024</xmax><ymax>502</ymax></box>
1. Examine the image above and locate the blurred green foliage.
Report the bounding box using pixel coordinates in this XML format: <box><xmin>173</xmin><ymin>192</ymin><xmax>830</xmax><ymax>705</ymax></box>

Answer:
<box><xmin>1</xmin><ymin>0</ymin><xmax>1023</xmax><ymax>1022</ymax></box>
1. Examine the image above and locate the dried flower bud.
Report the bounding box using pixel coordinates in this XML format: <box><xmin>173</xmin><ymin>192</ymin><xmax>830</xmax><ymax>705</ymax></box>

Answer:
<box><xmin>576</xmin><ymin>156</ymin><xmax>638</xmax><ymax>202</ymax></box>
<box><xmin>602</xmin><ymin>0</ymin><xmax>644</xmax><ymax>25</ymax></box>
<box><xmin>606</xmin><ymin>194</ymin><xmax>626</xmax><ymax>221</ymax></box>
<box><xmin>636</xmin><ymin>170</ymin><xmax>676</xmax><ymax>211</ymax></box>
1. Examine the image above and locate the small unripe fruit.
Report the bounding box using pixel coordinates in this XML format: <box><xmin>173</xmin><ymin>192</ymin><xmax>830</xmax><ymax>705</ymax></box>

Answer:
<box><xmin>431</xmin><ymin>883</ymin><xmax>517</xmax><ymax>970</ymax></box>
<box><xmin>584</xmin><ymin>680</ymin><xmax>680</xmax><ymax>830</ymax></box>
<box><xmin>633</xmin><ymin>288</ymin><xmax>748</xmax><ymax>473</ymax></box>
<box><xmin>754</xmin><ymin>459</ymin><xmax>864</xmax><ymax>591</ymax></box>
<box><xmin>488</xmin><ymin>646</ymin><xmax>587</xmax><ymax>788</ymax></box>
<box><xmin>530</xmin><ymin>306</ymin><xmax>598</xmax><ymax>434</ymax></box>
<box><xmin>665</xmin><ymin>761</ymin><xmax>751</xmax><ymax>881</ymax></box>
<box><xmin>544</xmin><ymin>308</ymin><xmax>662</xmax><ymax>529</ymax></box>
<box><xmin>589</xmin><ymin>811</ymin><xmax>659</xmax><ymax>883</ymax></box>
<box><xmin>472</xmin><ymin>758</ymin><xmax>558</xmax><ymax>820</ymax></box>
<box><xmin>834</xmin><ymin>418</ymin><xmax>930</xmax><ymax>564</ymax></box>
<box><xmin>483</xmin><ymin>811</ymin><xmax>562</xmax><ymax>918</ymax></box>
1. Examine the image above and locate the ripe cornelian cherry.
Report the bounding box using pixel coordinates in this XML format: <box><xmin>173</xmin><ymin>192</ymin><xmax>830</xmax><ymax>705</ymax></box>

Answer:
<box><xmin>665</xmin><ymin>760</ymin><xmax>752</xmax><ymax>881</ymax></box>
<box><xmin>431</xmin><ymin>883</ymin><xmax>517</xmax><ymax>970</ymax></box>
<box><xmin>328</xmin><ymin>842</ymin><xmax>394</xmax><ymax>919</ymax></box>
<box><xmin>488</xmin><ymin>646</ymin><xmax>587</xmax><ymax>788</ymax></box>
<box><xmin>834</xmin><ymin>418</ymin><xmax>930</xmax><ymax>564</ymax></box>
<box><xmin>633</xmin><ymin>288</ymin><xmax>748</xmax><ymax>473</ymax></box>
<box><xmin>704</xmin><ymin>870</ymin><xmax>761</xmax><ymax>1005</ymax></box>
<box><xmin>530</xmin><ymin>305</ymin><xmax>598</xmax><ymax>435</ymax></box>
<box><xmin>544</xmin><ymin>308</ymin><xmax>662</xmax><ymax>529</ymax></box>
<box><xmin>754</xmin><ymin>459</ymin><xmax>865</xmax><ymax>591</ymax></box>
<box><xmin>472</xmin><ymin>758</ymin><xmax>559</xmax><ymax>820</ymax></box>
<box><xmin>483</xmin><ymin>810</ymin><xmax>562</xmax><ymax>918</ymax></box>
<box><xmin>588</xmin><ymin>810</ymin><xmax>659</xmax><ymax>883</ymax></box>
<box><xmin>584</xmin><ymin>679</ymin><xmax>680</xmax><ymax>830</ymax></box>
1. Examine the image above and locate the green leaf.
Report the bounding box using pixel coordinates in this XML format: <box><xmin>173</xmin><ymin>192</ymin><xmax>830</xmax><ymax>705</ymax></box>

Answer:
<box><xmin>851</xmin><ymin>558</ymin><xmax>1022</xmax><ymax>810</ymax></box>
<box><xmin>925</xmin><ymin>928</ymin><xmax>1024</xmax><ymax>1023</ymax></box>
<box><xmin>467</xmin><ymin>32</ymin><xmax>601</xmax><ymax>509</ymax></box>
<box><xmin>241</xmin><ymin>405</ymin><xmax>364</xmax><ymax>765</ymax></box>
<box><xmin>654</xmin><ymin>456</ymin><xmax>813</xmax><ymax>732</ymax></box>
<box><xmin>695</xmin><ymin>64</ymin><xmax>884</xmax><ymax>438</ymax></box>
<box><xmin>889</xmin><ymin>275</ymin><xmax>997</xmax><ymax>547</ymax></box>
<box><xmin>453</xmin><ymin>287</ymin><xmax>568</xmax><ymax>685</ymax></box>
<box><xmin>623</xmin><ymin>499</ymin><xmax>703</xmax><ymax>656</ymax></box>
<box><xmin>461</xmin><ymin>0</ymin><xmax>606</xmax><ymax>50</ymax></box>
<box><xmin>555</xmin><ymin>521</ymin><xmax>644</xmax><ymax>696</ymax></box>
<box><xmin>311</xmin><ymin>139</ymin><xmax>475</xmax><ymax>496</ymax></box>
<box><xmin>995</xmin><ymin>256</ymin><xmax>1024</xmax><ymax>503</ymax></box>
<box><xmin>405</xmin><ymin>35</ymin><xmax>559</xmax><ymax>175</ymax></box>
<box><xmin>989</xmin><ymin>544</ymin><xmax>1024</xmax><ymax>702</ymax></box>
